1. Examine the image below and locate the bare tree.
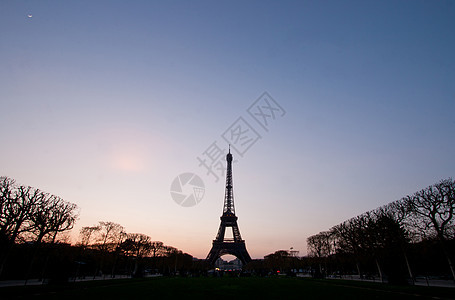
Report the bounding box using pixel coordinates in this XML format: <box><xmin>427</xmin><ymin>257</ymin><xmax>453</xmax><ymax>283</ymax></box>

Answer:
<box><xmin>110</xmin><ymin>230</ymin><xmax>126</xmax><ymax>278</ymax></box>
<box><xmin>122</xmin><ymin>233</ymin><xmax>152</xmax><ymax>276</ymax></box>
<box><xmin>404</xmin><ymin>178</ymin><xmax>455</xmax><ymax>281</ymax></box>
<box><xmin>0</xmin><ymin>178</ymin><xmax>42</xmax><ymax>276</ymax></box>
<box><xmin>21</xmin><ymin>192</ymin><xmax>78</xmax><ymax>283</ymax></box>
<box><xmin>97</xmin><ymin>221</ymin><xmax>124</xmax><ymax>253</ymax></box>
<box><xmin>307</xmin><ymin>231</ymin><xmax>333</xmax><ymax>258</ymax></box>
<box><xmin>30</xmin><ymin>194</ymin><xmax>78</xmax><ymax>244</ymax></box>
<box><xmin>125</xmin><ymin>233</ymin><xmax>152</xmax><ymax>258</ymax></box>
<box><xmin>379</xmin><ymin>201</ymin><xmax>415</xmax><ymax>280</ymax></box>
<box><xmin>0</xmin><ymin>176</ymin><xmax>17</xmax><ymax>276</ymax></box>
<box><xmin>306</xmin><ymin>178</ymin><xmax>454</xmax><ymax>283</ymax></box>
<box><xmin>331</xmin><ymin>215</ymin><xmax>369</xmax><ymax>279</ymax></box>
<box><xmin>79</xmin><ymin>225</ymin><xmax>101</xmax><ymax>250</ymax></box>
<box><xmin>89</xmin><ymin>221</ymin><xmax>124</xmax><ymax>278</ymax></box>
<box><xmin>0</xmin><ymin>181</ymin><xmax>41</xmax><ymax>243</ymax></box>
<box><xmin>1</xmin><ymin>177</ymin><xmax>16</xmax><ymax>244</ymax></box>
<box><xmin>364</xmin><ymin>210</ymin><xmax>410</xmax><ymax>284</ymax></box>
<box><xmin>150</xmin><ymin>241</ymin><xmax>164</xmax><ymax>258</ymax></box>
<box><xmin>307</xmin><ymin>230</ymin><xmax>334</xmax><ymax>275</ymax></box>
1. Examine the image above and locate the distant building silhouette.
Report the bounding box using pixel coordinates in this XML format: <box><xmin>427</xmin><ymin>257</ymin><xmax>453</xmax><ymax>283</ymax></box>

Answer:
<box><xmin>214</xmin><ymin>257</ymin><xmax>243</xmax><ymax>270</ymax></box>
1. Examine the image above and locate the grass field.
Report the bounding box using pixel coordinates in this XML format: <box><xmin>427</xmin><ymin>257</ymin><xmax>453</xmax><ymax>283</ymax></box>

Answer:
<box><xmin>2</xmin><ymin>276</ymin><xmax>454</xmax><ymax>300</ymax></box>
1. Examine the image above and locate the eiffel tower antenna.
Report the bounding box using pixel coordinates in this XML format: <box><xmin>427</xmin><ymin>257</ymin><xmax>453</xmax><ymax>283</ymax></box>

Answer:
<box><xmin>206</xmin><ymin>148</ymin><xmax>252</xmax><ymax>266</ymax></box>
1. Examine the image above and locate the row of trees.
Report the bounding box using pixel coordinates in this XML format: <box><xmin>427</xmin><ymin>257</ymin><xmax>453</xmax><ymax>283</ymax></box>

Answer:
<box><xmin>243</xmin><ymin>250</ymin><xmax>302</xmax><ymax>276</ymax></box>
<box><xmin>0</xmin><ymin>176</ymin><xmax>78</xmax><ymax>277</ymax></box>
<box><xmin>76</xmin><ymin>221</ymin><xmax>194</xmax><ymax>278</ymax></box>
<box><xmin>1</xmin><ymin>176</ymin><xmax>195</xmax><ymax>281</ymax></box>
<box><xmin>307</xmin><ymin>178</ymin><xmax>455</xmax><ymax>284</ymax></box>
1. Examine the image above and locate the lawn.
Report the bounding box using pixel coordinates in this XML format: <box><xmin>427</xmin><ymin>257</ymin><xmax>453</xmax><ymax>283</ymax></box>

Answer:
<box><xmin>2</xmin><ymin>276</ymin><xmax>454</xmax><ymax>299</ymax></box>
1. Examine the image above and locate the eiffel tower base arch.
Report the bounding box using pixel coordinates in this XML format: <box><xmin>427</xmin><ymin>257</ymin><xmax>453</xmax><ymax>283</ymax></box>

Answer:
<box><xmin>206</xmin><ymin>241</ymin><xmax>252</xmax><ymax>266</ymax></box>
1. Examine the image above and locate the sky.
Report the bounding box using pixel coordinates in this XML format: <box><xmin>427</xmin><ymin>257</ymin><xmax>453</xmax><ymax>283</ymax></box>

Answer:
<box><xmin>1</xmin><ymin>0</ymin><xmax>454</xmax><ymax>259</ymax></box>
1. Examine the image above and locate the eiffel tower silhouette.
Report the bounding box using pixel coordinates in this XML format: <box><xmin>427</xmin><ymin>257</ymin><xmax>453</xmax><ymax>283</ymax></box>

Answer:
<box><xmin>206</xmin><ymin>147</ymin><xmax>252</xmax><ymax>266</ymax></box>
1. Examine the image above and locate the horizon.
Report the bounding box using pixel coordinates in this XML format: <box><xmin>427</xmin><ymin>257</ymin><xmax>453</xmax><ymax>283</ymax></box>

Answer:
<box><xmin>1</xmin><ymin>1</ymin><xmax>454</xmax><ymax>260</ymax></box>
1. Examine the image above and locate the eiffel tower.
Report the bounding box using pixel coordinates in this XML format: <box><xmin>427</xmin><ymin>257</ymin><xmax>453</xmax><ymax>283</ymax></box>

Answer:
<box><xmin>206</xmin><ymin>147</ymin><xmax>252</xmax><ymax>266</ymax></box>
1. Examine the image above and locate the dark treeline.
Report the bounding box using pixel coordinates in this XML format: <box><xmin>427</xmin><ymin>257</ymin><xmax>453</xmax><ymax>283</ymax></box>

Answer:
<box><xmin>3</xmin><ymin>175</ymin><xmax>454</xmax><ymax>283</ymax></box>
<box><xmin>74</xmin><ymin>221</ymin><xmax>196</xmax><ymax>279</ymax></box>
<box><xmin>0</xmin><ymin>176</ymin><xmax>196</xmax><ymax>282</ymax></box>
<box><xmin>306</xmin><ymin>178</ymin><xmax>455</xmax><ymax>284</ymax></box>
<box><xmin>0</xmin><ymin>176</ymin><xmax>78</xmax><ymax>279</ymax></box>
<box><xmin>244</xmin><ymin>250</ymin><xmax>305</xmax><ymax>276</ymax></box>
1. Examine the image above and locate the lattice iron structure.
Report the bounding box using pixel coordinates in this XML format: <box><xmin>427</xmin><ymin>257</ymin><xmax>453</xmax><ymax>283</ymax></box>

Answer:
<box><xmin>206</xmin><ymin>148</ymin><xmax>252</xmax><ymax>266</ymax></box>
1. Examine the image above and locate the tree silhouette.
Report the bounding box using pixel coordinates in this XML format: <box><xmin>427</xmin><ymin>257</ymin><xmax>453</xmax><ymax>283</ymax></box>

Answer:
<box><xmin>1</xmin><ymin>178</ymin><xmax>42</xmax><ymax>276</ymax></box>
<box><xmin>150</xmin><ymin>241</ymin><xmax>164</xmax><ymax>258</ymax></box>
<box><xmin>25</xmin><ymin>193</ymin><xmax>78</xmax><ymax>282</ymax></box>
<box><xmin>1</xmin><ymin>176</ymin><xmax>78</xmax><ymax>279</ymax></box>
<box><xmin>121</xmin><ymin>233</ymin><xmax>152</xmax><ymax>276</ymax></box>
<box><xmin>87</xmin><ymin>221</ymin><xmax>125</xmax><ymax>278</ymax></box>
<box><xmin>307</xmin><ymin>231</ymin><xmax>334</xmax><ymax>275</ymax></box>
<box><xmin>307</xmin><ymin>178</ymin><xmax>454</xmax><ymax>284</ymax></box>
<box><xmin>404</xmin><ymin>178</ymin><xmax>455</xmax><ymax>281</ymax></box>
<box><xmin>97</xmin><ymin>221</ymin><xmax>124</xmax><ymax>253</ymax></box>
<box><xmin>79</xmin><ymin>225</ymin><xmax>101</xmax><ymax>250</ymax></box>
<box><xmin>29</xmin><ymin>194</ymin><xmax>78</xmax><ymax>244</ymax></box>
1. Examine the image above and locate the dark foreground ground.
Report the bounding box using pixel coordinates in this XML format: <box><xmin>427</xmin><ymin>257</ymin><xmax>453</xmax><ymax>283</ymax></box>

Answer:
<box><xmin>1</xmin><ymin>276</ymin><xmax>454</xmax><ymax>300</ymax></box>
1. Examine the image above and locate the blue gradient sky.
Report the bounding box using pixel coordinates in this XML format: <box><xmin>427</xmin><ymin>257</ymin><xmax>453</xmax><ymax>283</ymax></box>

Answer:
<box><xmin>1</xmin><ymin>1</ymin><xmax>454</xmax><ymax>259</ymax></box>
